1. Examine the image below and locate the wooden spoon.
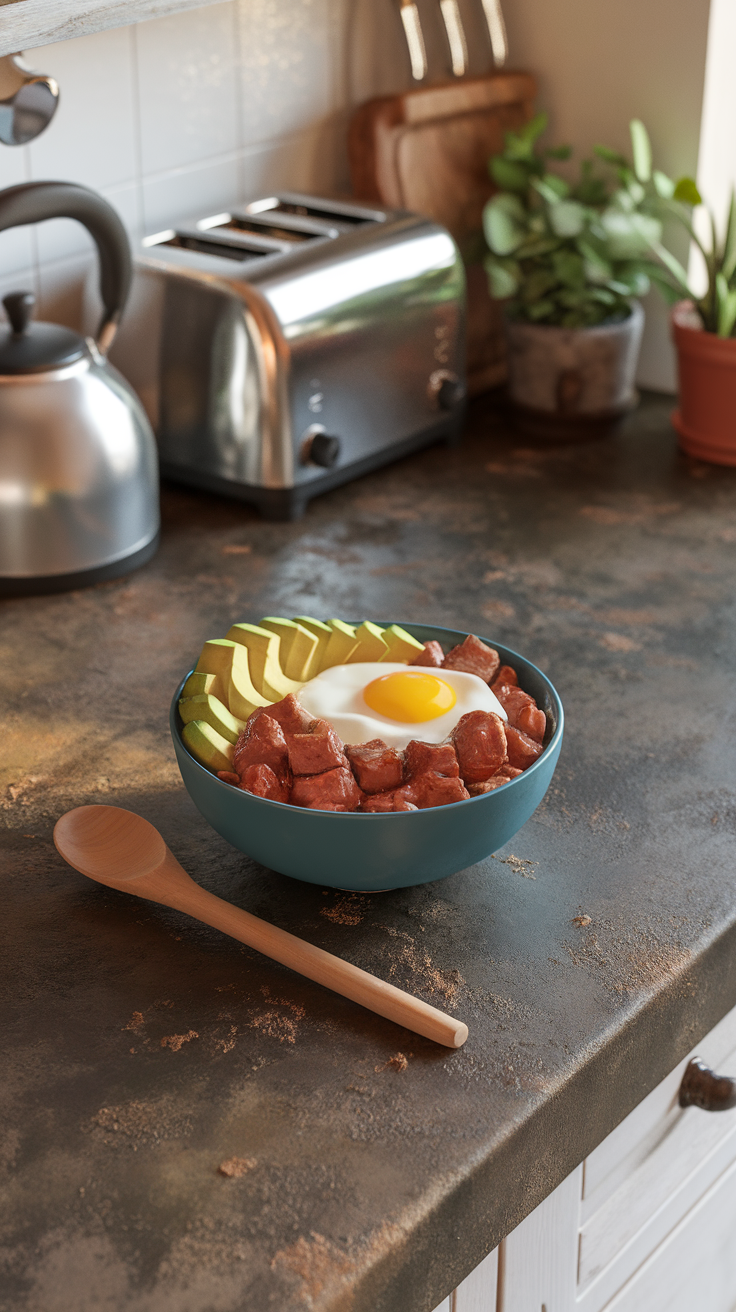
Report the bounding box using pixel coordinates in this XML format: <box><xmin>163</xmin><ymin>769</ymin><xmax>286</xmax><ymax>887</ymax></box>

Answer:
<box><xmin>53</xmin><ymin>805</ymin><xmax>468</xmax><ymax>1049</ymax></box>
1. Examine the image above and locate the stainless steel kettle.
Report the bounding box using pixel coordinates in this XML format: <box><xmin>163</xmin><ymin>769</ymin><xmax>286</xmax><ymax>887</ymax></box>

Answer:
<box><xmin>0</xmin><ymin>181</ymin><xmax>159</xmax><ymax>595</ymax></box>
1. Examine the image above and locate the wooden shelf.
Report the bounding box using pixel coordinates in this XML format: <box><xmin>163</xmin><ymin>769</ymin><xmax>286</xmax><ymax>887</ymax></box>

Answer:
<box><xmin>0</xmin><ymin>0</ymin><xmax>224</xmax><ymax>57</ymax></box>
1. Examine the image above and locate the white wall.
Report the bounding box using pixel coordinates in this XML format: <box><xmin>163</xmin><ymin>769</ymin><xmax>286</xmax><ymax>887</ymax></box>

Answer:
<box><xmin>0</xmin><ymin>0</ymin><xmax>714</xmax><ymax>391</ymax></box>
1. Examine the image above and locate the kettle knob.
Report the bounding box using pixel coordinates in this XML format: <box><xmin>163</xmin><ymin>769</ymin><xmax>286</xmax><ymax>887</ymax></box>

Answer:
<box><xmin>3</xmin><ymin>290</ymin><xmax>35</xmax><ymax>336</ymax></box>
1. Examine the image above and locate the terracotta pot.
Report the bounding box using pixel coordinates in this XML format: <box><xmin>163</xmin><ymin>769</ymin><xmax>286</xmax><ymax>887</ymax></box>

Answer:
<box><xmin>504</xmin><ymin>301</ymin><xmax>644</xmax><ymax>441</ymax></box>
<box><xmin>672</xmin><ymin>301</ymin><xmax>736</xmax><ymax>465</ymax></box>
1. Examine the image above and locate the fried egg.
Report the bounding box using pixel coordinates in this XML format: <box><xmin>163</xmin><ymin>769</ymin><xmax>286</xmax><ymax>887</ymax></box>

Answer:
<box><xmin>298</xmin><ymin>662</ymin><xmax>507</xmax><ymax>749</ymax></box>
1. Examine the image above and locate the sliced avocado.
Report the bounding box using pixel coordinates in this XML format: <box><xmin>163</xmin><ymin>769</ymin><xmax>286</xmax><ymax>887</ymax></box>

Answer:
<box><xmin>179</xmin><ymin>693</ymin><xmax>246</xmax><ymax>744</ymax></box>
<box><xmin>226</xmin><ymin>623</ymin><xmax>302</xmax><ymax>700</ymax></box>
<box><xmin>293</xmin><ymin>617</ymin><xmax>332</xmax><ymax>672</ymax></box>
<box><xmin>181</xmin><ymin>669</ymin><xmax>225</xmax><ymax>701</ymax></box>
<box><xmin>321</xmin><ymin>619</ymin><xmax>358</xmax><ymax>669</ymax></box>
<box><xmin>380</xmin><ymin>624</ymin><xmax>425</xmax><ymax>662</ymax></box>
<box><xmin>347</xmin><ymin>620</ymin><xmax>389</xmax><ymax>662</ymax></box>
<box><xmin>181</xmin><ymin>720</ymin><xmax>235</xmax><ymax>773</ymax></box>
<box><xmin>259</xmin><ymin>617</ymin><xmax>319</xmax><ymax>682</ymax></box>
<box><xmin>195</xmin><ymin>638</ymin><xmax>271</xmax><ymax>720</ymax></box>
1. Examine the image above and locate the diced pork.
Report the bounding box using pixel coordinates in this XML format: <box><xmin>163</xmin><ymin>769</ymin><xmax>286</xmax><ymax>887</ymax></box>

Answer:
<box><xmin>397</xmin><ymin>772</ymin><xmax>469</xmax><ymax>809</ymax></box>
<box><xmin>287</xmin><ymin>718</ymin><xmax>346</xmax><ymax>775</ymax></box>
<box><xmin>410</xmin><ymin>640</ymin><xmax>445</xmax><ymax>668</ymax></box>
<box><xmin>403</xmin><ymin>739</ymin><xmax>459</xmax><ymax>779</ymax></box>
<box><xmin>248</xmin><ymin>693</ymin><xmax>314</xmax><ymax>736</ymax></box>
<box><xmin>345</xmin><ymin>738</ymin><xmax>404</xmax><ymax>794</ymax></box>
<box><xmin>290</xmin><ymin>766</ymin><xmax>363</xmax><ymax>811</ymax></box>
<box><xmin>234</xmin><ymin>713</ymin><xmax>289</xmax><ymax>778</ymax></box>
<box><xmin>516</xmin><ymin>703</ymin><xmax>546</xmax><ymax>744</ymax></box>
<box><xmin>491</xmin><ymin>665</ymin><xmax>518</xmax><ymax>692</ymax></box>
<box><xmin>505</xmin><ymin>724</ymin><xmax>543</xmax><ymax>770</ymax></box>
<box><xmin>442</xmin><ymin>634</ymin><xmax>500</xmax><ymax>683</ymax></box>
<box><xmin>360</xmin><ymin>792</ymin><xmax>418</xmax><ymax>812</ymax></box>
<box><xmin>239</xmin><ymin>762</ymin><xmax>290</xmax><ymax>802</ymax></box>
<box><xmin>452</xmin><ymin>710</ymin><xmax>507</xmax><ymax>784</ymax></box>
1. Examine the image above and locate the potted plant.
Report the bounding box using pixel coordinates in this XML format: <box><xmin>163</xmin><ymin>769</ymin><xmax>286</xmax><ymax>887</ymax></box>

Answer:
<box><xmin>620</xmin><ymin>150</ymin><xmax>736</xmax><ymax>466</ymax></box>
<box><xmin>483</xmin><ymin>116</ymin><xmax>665</xmax><ymax>439</ymax></box>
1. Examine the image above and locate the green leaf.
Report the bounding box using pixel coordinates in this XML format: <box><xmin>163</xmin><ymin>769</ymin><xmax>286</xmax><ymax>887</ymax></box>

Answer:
<box><xmin>504</xmin><ymin>112</ymin><xmax>548</xmax><ymax>161</ymax></box>
<box><xmin>599</xmin><ymin>210</ymin><xmax>662</xmax><ymax>258</ymax></box>
<box><xmin>650</xmin><ymin>239</ymin><xmax>693</xmax><ymax>295</ymax></box>
<box><xmin>552</xmin><ymin>249</ymin><xmax>585</xmax><ymax>288</ymax></box>
<box><xmin>629</xmin><ymin>120</ymin><xmax>652</xmax><ymax>182</ymax></box>
<box><xmin>626</xmin><ymin>179</ymin><xmax>645</xmax><ymax>205</ymax></box>
<box><xmin>653</xmin><ymin>170</ymin><xmax>675</xmax><ymax>199</ymax></box>
<box><xmin>484</xmin><ymin>257</ymin><xmax>520</xmax><ymax>299</ymax></box>
<box><xmin>545</xmin><ymin>144</ymin><xmax>572</xmax><ymax>160</ymax></box>
<box><xmin>490</xmin><ymin>156</ymin><xmax>531</xmax><ymax>192</ymax></box>
<box><xmin>526</xmin><ymin>298</ymin><xmax>556</xmax><ymax>321</ymax></box>
<box><xmin>593</xmin><ymin>144</ymin><xmax>629</xmax><ymax>167</ymax></box>
<box><xmin>647</xmin><ymin>267</ymin><xmax>684</xmax><ymax>305</ymax></box>
<box><xmin>482</xmin><ymin>194</ymin><xmax>527</xmax><ymax>255</ymax></box>
<box><xmin>532</xmin><ymin>175</ymin><xmax>570</xmax><ymax>204</ymax></box>
<box><xmin>573</xmin><ymin>174</ymin><xmax>609</xmax><ymax>206</ymax></box>
<box><xmin>715</xmin><ymin>271</ymin><xmax>736</xmax><ymax>337</ymax></box>
<box><xmin>722</xmin><ymin>191</ymin><xmax>736</xmax><ymax>281</ymax></box>
<box><xmin>673</xmin><ymin>176</ymin><xmax>702</xmax><ymax>206</ymax></box>
<box><xmin>547</xmin><ymin>199</ymin><xmax>587</xmax><ymax>238</ymax></box>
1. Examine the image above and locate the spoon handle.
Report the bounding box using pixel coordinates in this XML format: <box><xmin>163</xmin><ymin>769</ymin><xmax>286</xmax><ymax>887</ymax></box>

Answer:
<box><xmin>132</xmin><ymin>847</ymin><xmax>467</xmax><ymax>1049</ymax></box>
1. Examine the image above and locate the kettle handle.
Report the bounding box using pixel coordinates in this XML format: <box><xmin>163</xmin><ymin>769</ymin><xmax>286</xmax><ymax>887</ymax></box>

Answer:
<box><xmin>0</xmin><ymin>181</ymin><xmax>131</xmax><ymax>353</ymax></box>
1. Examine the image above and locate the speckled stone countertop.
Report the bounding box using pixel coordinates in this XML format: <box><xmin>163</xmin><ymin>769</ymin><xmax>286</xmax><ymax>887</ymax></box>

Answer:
<box><xmin>3</xmin><ymin>394</ymin><xmax>736</xmax><ymax>1312</ymax></box>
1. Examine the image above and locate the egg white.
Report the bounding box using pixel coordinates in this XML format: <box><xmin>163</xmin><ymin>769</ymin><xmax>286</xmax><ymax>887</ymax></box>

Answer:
<box><xmin>297</xmin><ymin>661</ymin><xmax>507</xmax><ymax>750</ymax></box>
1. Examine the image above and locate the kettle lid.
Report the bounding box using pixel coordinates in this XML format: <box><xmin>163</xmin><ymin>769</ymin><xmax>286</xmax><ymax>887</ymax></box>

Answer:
<box><xmin>0</xmin><ymin>290</ymin><xmax>86</xmax><ymax>374</ymax></box>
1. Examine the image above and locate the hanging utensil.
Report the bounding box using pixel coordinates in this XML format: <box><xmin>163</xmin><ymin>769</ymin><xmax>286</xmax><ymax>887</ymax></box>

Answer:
<box><xmin>439</xmin><ymin>0</ymin><xmax>468</xmax><ymax>77</ymax></box>
<box><xmin>480</xmin><ymin>0</ymin><xmax>508</xmax><ymax>66</ymax></box>
<box><xmin>399</xmin><ymin>0</ymin><xmax>428</xmax><ymax>81</ymax></box>
<box><xmin>0</xmin><ymin>54</ymin><xmax>58</xmax><ymax>146</ymax></box>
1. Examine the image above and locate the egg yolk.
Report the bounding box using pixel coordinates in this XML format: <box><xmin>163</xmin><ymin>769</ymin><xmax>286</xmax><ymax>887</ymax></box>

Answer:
<box><xmin>363</xmin><ymin>671</ymin><xmax>457</xmax><ymax>723</ymax></box>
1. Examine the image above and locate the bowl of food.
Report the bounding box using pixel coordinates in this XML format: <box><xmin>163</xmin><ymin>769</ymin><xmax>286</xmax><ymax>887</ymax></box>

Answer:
<box><xmin>170</xmin><ymin>619</ymin><xmax>563</xmax><ymax>891</ymax></box>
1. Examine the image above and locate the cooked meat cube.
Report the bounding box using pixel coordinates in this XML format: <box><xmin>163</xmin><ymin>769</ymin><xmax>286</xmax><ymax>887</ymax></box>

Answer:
<box><xmin>495</xmin><ymin>764</ymin><xmax>523</xmax><ymax>779</ymax></box>
<box><xmin>398</xmin><ymin>772</ymin><xmax>469</xmax><ymax>809</ymax></box>
<box><xmin>234</xmin><ymin>713</ymin><xmax>289</xmax><ymax>777</ymax></box>
<box><xmin>442</xmin><ymin>633</ymin><xmax>500</xmax><ymax>683</ymax></box>
<box><xmin>491</xmin><ymin>665</ymin><xmax>518</xmax><ymax>692</ymax></box>
<box><xmin>452</xmin><ymin>710</ymin><xmax>507</xmax><ymax>783</ymax></box>
<box><xmin>403</xmin><ymin>739</ymin><xmax>459</xmax><ymax>778</ymax></box>
<box><xmin>505</xmin><ymin>724</ymin><xmax>543</xmax><ymax>770</ymax></box>
<box><xmin>468</xmin><ymin>778</ymin><xmax>509</xmax><ymax>795</ymax></box>
<box><xmin>516</xmin><ymin>703</ymin><xmax>546</xmax><ymax>744</ymax></box>
<box><xmin>239</xmin><ymin>762</ymin><xmax>290</xmax><ymax>802</ymax></box>
<box><xmin>360</xmin><ymin>792</ymin><xmax>418</xmax><ymax>812</ymax></box>
<box><xmin>492</xmin><ymin>684</ymin><xmax>534</xmax><ymax>722</ymax></box>
<box><xmin>248</xmin><ymin>693</ymin><xmax>314</xmax><ymax>736</ymax></box>
<box><xmin>287</xmin><ymin>718</ymin><xmax>345</xmax><ymax>775</ymax></box>
<box><xmin>216</xmin><ymin>771</ymin><xmax>242</xmax><ymax>787</ymax></box>
<box><xmin>345</xmin><ymin>738</ymin><xmax>404</xmax><ymax>793</ymax></box>
<box><xmin>410</xmin><ymin>640</ymin><xmax>445</xmax><ymax>667</ymax></box>
<box><xmin>290</xmin><ymin>766</ymin><xmax>363</xmax><ymax>811</ymax></box>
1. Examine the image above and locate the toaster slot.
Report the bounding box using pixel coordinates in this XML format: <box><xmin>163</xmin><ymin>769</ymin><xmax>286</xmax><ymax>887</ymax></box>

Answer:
<box><xmin>150</xmin><ymin>231</ymin><xmax>276</xmax><ymax>262</ymax></box>
<box><xmin>249</xmin><ymin>192</ymin><xmax>386</xmax><ymax>226</ymax></box>
<box><xmin>208</xmin><ymin>211</ymin><xmax>340</xmax><ymax>242</ymax></box>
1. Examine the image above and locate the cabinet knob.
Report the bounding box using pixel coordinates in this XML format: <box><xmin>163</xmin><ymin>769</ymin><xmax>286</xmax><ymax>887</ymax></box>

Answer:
<box><xmin>679</xmin><ymin>1057</ymin><xmax>736</xmax><ymax>1112</ymax></box>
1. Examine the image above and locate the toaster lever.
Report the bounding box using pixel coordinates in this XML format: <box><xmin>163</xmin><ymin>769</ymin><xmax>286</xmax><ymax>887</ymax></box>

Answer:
<box><xmin>301</xmin><ymin>428</ymin><xmax>341</xmax><ymax>469</ymax></box>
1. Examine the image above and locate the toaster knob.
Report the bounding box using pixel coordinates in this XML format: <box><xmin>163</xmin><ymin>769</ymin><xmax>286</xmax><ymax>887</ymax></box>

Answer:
<box><xmin>307</xmin><ymin>432</ymin><xmax>341</xmax><ymax>468</ymax></box>
<box><xmin>437</xmin><ymin>376</ymin><xmax>466</xmax><ymax>410</ymax></box>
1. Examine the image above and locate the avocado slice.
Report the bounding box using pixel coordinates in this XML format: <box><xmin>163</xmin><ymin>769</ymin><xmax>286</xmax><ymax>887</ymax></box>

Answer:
<box><xmin>293</xmin><ymin>617</ymin><xmax>332</xmax><ymax>672</ymax></box>
<box><xmin>259</xmin><ymin>617</ymin><xmax>319</xmax><ymax>682</ymax></box>
<box><xmin>380</xmin><ymin>624</ymin><xmax>426</xmax><ymax>662</ymax></box>
<box><xmin>181</xmin><ymin>720</ymin><xmax>235</xmax><ymax>773</ymax></box>
<box><xmin>181</xmin><ymin>670</ymin><xmax>226</xmax><ymax>701</ymax></box>
<box><xmin>179</xmin><ymin>693</ymin><xmax>246</xmax><ymax>744</ymax></box>
<box><xmin>321</xmin><ymin>619</ymin><xmax>359</xmax><ymax>669</ymax></box>
<box><xmin>195</xmin><ymin>638</ymin><xmax>271</xmax><ymax>719</ymax></box>
<box><xmin>226</xmin><ymin>623</ymin><xmax>302</xmax><ymax>700</ymax></box>
<box><xmin>347</xmin><ymin>620</ymin><xmax>389</xmax><ymax>662</ymax></box>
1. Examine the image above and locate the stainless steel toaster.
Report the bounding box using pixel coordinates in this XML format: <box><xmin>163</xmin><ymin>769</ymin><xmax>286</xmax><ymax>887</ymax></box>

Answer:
<box><xmin>110</xmin><ymin>192</ymin><xmax>466</xmax><ymax>520</ymax></box>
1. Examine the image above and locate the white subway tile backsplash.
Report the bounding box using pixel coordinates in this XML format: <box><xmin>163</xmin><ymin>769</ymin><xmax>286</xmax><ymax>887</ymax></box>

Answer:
<box><xmin>0</xmin><ymin>0</ymin><xmax>413</xmax><ymax>332</ymax></box>
<box><xmin>141</xmin><ymin>152</ymin><xmax>240</xmax><ymax>231</ymax></box>
<box><xmin>26</xmin><ymin>27</ymin><xmax>138</xmax><ymax>190</ymax></box>
<box><xmin>135</xmin><ymin>2</ymin><xmax>239</xmax><ymax>175</ymax></box>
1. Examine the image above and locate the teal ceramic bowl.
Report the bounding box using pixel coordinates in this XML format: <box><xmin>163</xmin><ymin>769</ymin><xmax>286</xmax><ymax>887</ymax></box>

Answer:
<box><xmin>170</xmin><ymin>623</ymin><xmax>563</xmax><ymax>891</ymax></box>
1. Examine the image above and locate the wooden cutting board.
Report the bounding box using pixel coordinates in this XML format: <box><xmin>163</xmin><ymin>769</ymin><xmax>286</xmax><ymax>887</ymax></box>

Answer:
<box><xmin>349</xmin><ymin>72</ymin><xmax>536</xmax><ymax>395</ymax></box>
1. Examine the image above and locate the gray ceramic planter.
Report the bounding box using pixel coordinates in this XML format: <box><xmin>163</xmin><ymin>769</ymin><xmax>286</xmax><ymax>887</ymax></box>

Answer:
<box><xmin>504</xmin><ymin>300</ymin><xmax>644</xmax><ymax>440</ymax></box>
